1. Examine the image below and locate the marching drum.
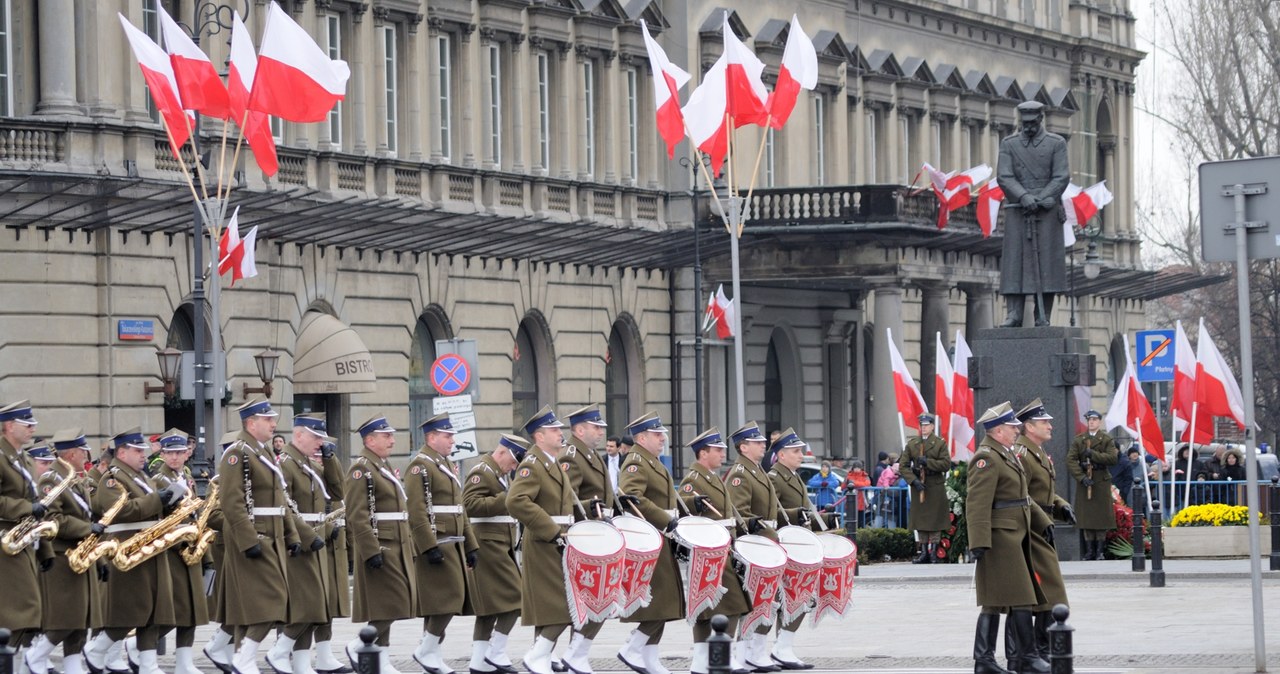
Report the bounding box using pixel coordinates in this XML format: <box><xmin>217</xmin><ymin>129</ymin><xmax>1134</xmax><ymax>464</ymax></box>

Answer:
<box><xmin>562</xmin><ymin>520</ymin><xmax>626</xmax><ymax>628</ymax></box>
<box><xmin>670</xmin><ymin>515</ymin><xmax>732</xmax><ymax>622</ymax></box>
<box><xmin>776</xmin><ymin>525</ymin><xmax>824</xmax><ymax>624</ymax></box>
<box><xmin>732</xmin><ymin>534</ymin><xmax>788</xmax><ymax>635</ymax></box>
<box><xmin>610</xmin><ymin>515</ymin><xmax>663</xmax><ymax>618</ymax></box>
<box><xmin>811</xmin><ymin>533</ymin><xmax>858</xmax><ymax>625</ymax></box>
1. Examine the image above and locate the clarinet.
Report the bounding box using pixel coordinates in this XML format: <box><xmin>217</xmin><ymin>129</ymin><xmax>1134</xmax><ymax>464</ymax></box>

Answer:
<box><xmin>423</xmin><ymin>457</ymin><xmax>437</xmax><ymax>535</ymax></box>
<box><xmin>243</xmin><ymin>445</ymin><xmax>255</xmax><ymax>524</ymax></box>
<box><xmin>366</xmin><ymin>466</ymin><xmax>378</xmax><ymax>537</ymax></box>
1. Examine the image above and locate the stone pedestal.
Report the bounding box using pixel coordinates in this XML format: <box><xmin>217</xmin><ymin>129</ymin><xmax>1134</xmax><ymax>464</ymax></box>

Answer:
<box><xmin>970</xmin><ymin>326</ymin><xmax>1093</xmax><ymax>561</ymax></box>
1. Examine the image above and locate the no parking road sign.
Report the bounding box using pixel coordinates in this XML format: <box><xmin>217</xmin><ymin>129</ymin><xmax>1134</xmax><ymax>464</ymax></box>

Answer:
<box><xmin>1136</xmin><ymin>329</ymin><xmax>1175</xmax><ymax>382</ymax></box>
<box><xmin>430</xmin><ymin>353</ymin><xmax>472</xmax><ymax>396</ymax></box>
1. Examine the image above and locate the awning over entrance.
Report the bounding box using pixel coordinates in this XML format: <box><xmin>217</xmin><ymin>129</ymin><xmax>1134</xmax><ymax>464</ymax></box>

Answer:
<box><xmin>293</xmin><ymin>312</ymin><xmax>377</xmax><ymax>394</ymax></box>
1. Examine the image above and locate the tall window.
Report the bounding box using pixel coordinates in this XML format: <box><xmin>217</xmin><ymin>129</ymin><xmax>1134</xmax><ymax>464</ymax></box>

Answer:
<box><xmin>606</xmin><ymin>325</ymin><xmax>631</xmax><ymax>434</ymax></box>
<box><xmin>583</xmin><ymin>60</ymin><xmax>596</xmax><ymax>177</ymax></box>
<box><xmin>488</xmin><ymin>44</ymin><xmax>502</xmax><ymax>166</ymax></box>
<box><xmin>383</xmin><ymin>25</ymin><xmax>398</xmax><ymax>153</ymax></box>
<box><xmin>271</xmin><ymin>116</ymin><xmax>284</xmax><ymax>143</ymax></box>
<box><xmin>438</xmin><ymin>35</ymin><xmax>452</xmax><ymax>161</ymax></box>
<box><xmin>813</xmin><ymin>93</ymin><xmax>826</xmax><ymax>185</ymax></box>
<box><xmin>409</xmin><ymin>315</ymin><xmax>444</xmax><ymax>451</ymax></box>
<box><xmin>931</xmin><ymin>120</ymin><xmax>942</xmax><ymax>166</ymax></box>
<box><xmin>143</xmin><ymin>0</ymin><xmax>161</xmax><ymax>123</ymax></box>
<box><xmin>326</xmin><ymin>14</ymin><xmax>342</xmax><ymax>148</ymax></box>
<box><xmin>865</xmin><ymin>110</ymin><xmax>878</xmax><ymax>183</ymax></box>
<box><xmin>626</xmin><ymin>68</ymin><xmax>638</xmax><ymax>184</ymax></box>
<box><xmin>512</xmin><ymin>324</ymin><xmax>539</xmax><ymax>432</ymax></box>
<box><xmin>962</xmin><ymin>124</ymin><xmax>972</xmax><ymax>167</ymax></box>
<box><xmin>765</xmin><ymin>128</ymin><xmax>775</xmax><ymax>187</ymax></box>
<box><xmin>0</xmin><ymin>0</ymin><xmax>12</xmax><ymax>116</ymax></box>
<box><xmin>537</xmin><ymin>52</ymin><xmax>550</xmax><ymax>172</ymax></box>
<box><xmin>764</xmin><ymin>340</ymin><xmax>782</xmax><ymax>437</ymax></box>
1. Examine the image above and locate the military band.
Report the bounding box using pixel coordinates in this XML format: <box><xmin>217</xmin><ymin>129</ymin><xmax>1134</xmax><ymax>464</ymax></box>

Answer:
<box><xmin>724</xmin><ymin>422</ymin><xmax>781</xmax><ymax>672</ymax></box>
<box><xmin>152</xmin><ymin>430</ymin><xmax>209</xmax><ymax>674</ymax></box>
<box><xmin>767</xmin><ymin>429</ymin><xmax>819</xmax><ymax>671</ymax></box>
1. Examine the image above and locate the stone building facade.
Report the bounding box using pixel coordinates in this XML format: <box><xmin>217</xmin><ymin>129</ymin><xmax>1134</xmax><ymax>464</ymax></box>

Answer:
<box><xmin>0</xmin><ymin>0</ymin><xmax>1188</xmax><ymax>469</ymax></box>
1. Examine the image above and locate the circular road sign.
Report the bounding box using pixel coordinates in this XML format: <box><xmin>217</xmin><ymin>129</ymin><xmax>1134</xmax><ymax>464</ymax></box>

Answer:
<box><xmin>430</xmin><ymin>353</ymin><xmax>472</xmax><ymax>396</ymax></box>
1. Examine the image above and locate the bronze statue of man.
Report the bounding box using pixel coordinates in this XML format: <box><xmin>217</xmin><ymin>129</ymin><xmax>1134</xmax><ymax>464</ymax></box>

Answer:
<box><xmin>996</xmin><ymin>101</ymin><xmax>1070</xmax><ymax>327</ymax></box>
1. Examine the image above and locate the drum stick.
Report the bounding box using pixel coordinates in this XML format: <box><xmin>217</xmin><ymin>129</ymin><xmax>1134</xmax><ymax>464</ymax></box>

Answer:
<box><xmin>774</xmin><ymin>496</ymin><xmax>793</xmax><ymax>526</ymax></box>
<box><xmin>686</xmin><ymin>490</ymin><xmax>725</xmax><ymax>518</ymax></box>
<box><xmin>724</xmin><ymin>498</ymin><xmax>751</xmax><ymax>532</ymax></box>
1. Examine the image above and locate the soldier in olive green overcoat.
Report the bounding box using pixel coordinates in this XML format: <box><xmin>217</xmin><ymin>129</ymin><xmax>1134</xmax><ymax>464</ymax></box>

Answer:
<box><xmin>151</xmin><ymin>431</ymin><xmax>209</xmax><ymax>674</ymax></box>
<box><xmin>723</xmin><ymin>422</ymin><xmax>782</xmax><ymax>673</ymax></box>
<box><xmin>0</xmin><ymin>401</ymin><xmax>48</xmax><ymax>647</ymax></box>
<box><xmin>899</xmin><ymin>413</ymin><xmax>952</xmax><ymax>563</ymax></box>
<box><xmin>1066</xmin><ymin>410</ymin><xmax>1119</xmax><ymax>560</ymax></box>
<box><xmin>766</xmin><ymin>430</ymin><xmax>821</xmax><ymax>670</ymax></box>
<box><xmin>506</xmin><ymin>407</ymin><xmax>576</xmax><ymax>674</ymax></box>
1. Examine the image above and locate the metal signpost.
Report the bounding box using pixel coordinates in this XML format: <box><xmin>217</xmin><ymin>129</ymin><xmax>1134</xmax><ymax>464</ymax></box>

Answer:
<box><xmin>1199</xmin><ymin>156</ymin><xmax>1278</xmax><ymax>672</ymax></box>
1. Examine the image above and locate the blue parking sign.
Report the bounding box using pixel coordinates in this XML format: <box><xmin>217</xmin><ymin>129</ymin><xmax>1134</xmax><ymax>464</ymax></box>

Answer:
<box><xmin>1135</xmin><ymin>329</ymin><xmax>1175</xmax><ymax>382</ymax></box>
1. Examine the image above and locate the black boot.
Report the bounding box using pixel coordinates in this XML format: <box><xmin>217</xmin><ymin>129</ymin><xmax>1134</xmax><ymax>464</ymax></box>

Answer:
<box><xmin>1009</xmin><ymin>610</ymin><xmax>1050</xmax><ymax>673</ymax></box>
<box><xmin>912</xmin><ymin>543</ymin><xmax>930</xmax><ymax>564</ymax></box>
<box><xmin>1000</xmin><ymin>296</ymin><xmax>1025</xmax><ymax>328</ymax></box>
<box><xmin>974</xmin><ymin>613</ymin><xmax>1012</xmax><ymax>674</ymax></box>
<box><xmin>1033</xmin><ymin>611</ymin><xmax>1052</xmax><ymax>663</ymax></box>
<box><xmin>1033</xmin><ymin>294</ymin><xmax>1054</xmax><ymax>326</ymax></box>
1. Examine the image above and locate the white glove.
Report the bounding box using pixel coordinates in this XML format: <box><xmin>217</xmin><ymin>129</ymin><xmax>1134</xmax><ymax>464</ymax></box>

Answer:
<box><xmin>163</xmin><ymin>479</ymin><xmax>189</xmax><ymax>505</ymax></box>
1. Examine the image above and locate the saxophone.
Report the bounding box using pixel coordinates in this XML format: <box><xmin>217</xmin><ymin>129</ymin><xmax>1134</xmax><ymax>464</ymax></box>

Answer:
<box><xmin>112</xmin><ymin>495</ymin><xmax>203</xmax><ymax>572</ymax></box>
<box><xmin>180</xmin><ymin>481</ymin><xmax>219</xmax><ymax>566</ymax></box>
<box><xmin>67</xmin><ymin>492</ymin><xmax>128</xmax><ymax>574</ymax></box>
<box><xmin>2</xmin><ymin>460</ymin><xmax>77</xmax><ymax>555</ymax></box>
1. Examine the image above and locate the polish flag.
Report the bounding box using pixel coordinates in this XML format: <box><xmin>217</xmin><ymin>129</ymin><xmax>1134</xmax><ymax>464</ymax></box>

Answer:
<box><xmin>766</xmin><ymin>15</ymin><xmax>817</xmax><ymax>129</ymax></box>
<box><xmin>919</xmin><ymin>162</ymin><xmax>949</xmax><ymax>193</ymax></box>
<box><xmin>119</xmin><ymin>14</ymin><xmax>190</xmax><ymax>155</ymax></box>
<box><xmin>1195</xmin><ymin>319</ymin><xmax>1247</xmax><ymax>431</ymax></box>
<box><xmin>640</xmin><ymin>20</ymin><xmax>691</xmax><ymax>160</ymax></box>
<box><xmin>701</xmin><ymin>285</ymin><xmax>736</xmax><ymax>339</ymax></box>
<box><xmin>950</xmin><ymin>330</ymin><xmax>975</xmax><ymax>459</ymax></box>
<box><xmin>218</xmin><ymin>208</ymin><xmax>259</xmax><ymax>285</ymax></box>
<box><xmin>1104</xmin><ymin>334</ymin><xmax>1164</xmax><ymax>460</ymax></box>
<box><xmin>721</xmin><ymin>15</ymin><xmax>770</xmax><ymax>129</ymax></box>
<box><xmin>935</xmin><ymin>164</ymin><xmax>992</xmax><ymax>228</ymax></box>
<box><xmin>249</xmin><ymin>1</ymin><xmax>350</xmax><ymax>123</ymax></box>
<box><xmin>888</xmin><ymin>329</ymin><xmax>928</xmax><ymax>430</ymax></box>
<box><xmin>1171</xmin><ymin>320</ymin><xmax>1213</xmax><ymax>444</ymax></box>
<box><xmin>229</xmin><ymin>12</ymin><xmax>279</xmax><ymax>176</ymax></box>
<box><xmin>1072</xmin><ymin>385</ymin><xmax>1092</xmax><ymax>435</ymax></box>
<box><xmin>934</xmin><ymin>332</ymin><xmax>953</xmax><ymax>442</ymax></box>
<box><xmin>157</xmin><ymin>5</ymin><xmax>230</xmax><ymax>120</ymax></box>
<box><xmin>682</xmin><ymin>55</ymin><xmax>730</xmax><ymax>176</ymax></box>
<box><xmin>976</xmin><ymin>179</ymin><xmax>1004</xmax><ymax>237</ymax></box>
<box><xmin>217</xmin><ymin>206</ymin><xmax>242</xmax><ymax>276</ymax></box>
<box><xmin>1061</xmin><ymin>181</ymin><xmax>1113</xmax><ymax>247</ymax></box>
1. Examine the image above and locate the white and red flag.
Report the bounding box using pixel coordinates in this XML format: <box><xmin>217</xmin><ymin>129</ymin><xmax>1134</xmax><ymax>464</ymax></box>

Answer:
<box><xmin>701</xmin><ymin>285</ymin><xmax>736</xmax><ymax>339</ymax></box>
<box><xmin>682</xmin><ymin>56</ymin><xmax>730</xmax><ymax>176</ymax></box>
<box><xmin>950</xmin><ymin>330</ymin><xmax>976</xmax><ymax>460</ymax></box>
<box><xmin>640</xmin><ymin>20</ymin><xmax>691</xmax><ymax>160</ymax></box>
<box><xmin>721</xmin><ymin>15</ymin><xmax>770</xmax><ymax>129</ymax></box>
<box><xmin>976</xmin><ymin>179</ymin><xmax>1004</xmax><ymax>237</ymax></box>
<box><xmin>218</xmin><ymin>207</ymin><xmax>259</xmax><ymax>285</ymax></box>
<box><xmin>229</xmin><ymin>12</ymin><xmax>279</xmax><ymax>176</ymax></box>
<box><xmin>1072</xmin><ymin>385</ymin><xmax>1091</xmax><ymax>435</ymax></box>
<box><xmin>1195</xmin><ymin>318</ymin><xmax>1247</xmax><ymax>431</ymax></box>
<box><xmin>1104</xmin><ymin>334</ymin><xmax>1164</xmax><ymax>460</ymax></box>
<box><xmin>936</xmin><ymin>164</ymin><xmax>992</xmax><ymax>228</ymax></box>
<box><xmin>118</xmin><ymin>14</ymin><xmax>191</xmax><ymax>155</ymax></box>
<box><xmin>1171</xmin><ymin>320</ymin><xmax>1213</xmax><ymax>443</ymax></box>
<box><xmin>157</xmin><ymin>5</ymin><xmax>230</xmax><ymax>120</ymax></box>
<box><xmin>934</xmin><ymin>332</ymin><xmax>953</xmax><ymax>442</ymax></box>
<box><xmin>249</xmin><ymin>1</ymin><xmax>350</xmax><ymax>123</ymax></box>
<box><xmin>887</xmin><ymin>329</ymin><xmax>928</xmax><ymax>430</ymax></box>
<box><xmin>765</xmin><ymin>15</ymin><xmax>817</xmax><ymax>129</ymax></box>
<box><xmin>1061</xmin><ymin>181</ymin><xmax>1113</xmax><ymax>246</ymax></box>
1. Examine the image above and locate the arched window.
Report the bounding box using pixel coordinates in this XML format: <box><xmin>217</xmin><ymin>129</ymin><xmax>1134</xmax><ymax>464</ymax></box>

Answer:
<box><xmin>409</xmin><ymin>306</ymin><xmax>453</xmax><ymax>449</ymax></box>
<box><xmin>764</xmin><ymin>340</ymin><xmax>782</xmax><ymax>436</ymax></box>
<box><xmin>605</xmin><ymin>315</ymin><xmax>644</xmax><ymax>434</ymax></box>
<box><xmin>512</xmin><ymin>313</ymin><xmax>554</xmax><ymax>432</ymax></box>
<box><xmin>764</xmin><ymin>327</ymin><xmax>803</xmax><ymax>440</ymax></box>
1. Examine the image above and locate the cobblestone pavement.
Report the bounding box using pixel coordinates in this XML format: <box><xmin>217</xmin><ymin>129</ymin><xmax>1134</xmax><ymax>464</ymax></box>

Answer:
<box><xmin>153</xmin><ymin>558</ymin><xmax>1278</xmax><ymax>672</ymax></box>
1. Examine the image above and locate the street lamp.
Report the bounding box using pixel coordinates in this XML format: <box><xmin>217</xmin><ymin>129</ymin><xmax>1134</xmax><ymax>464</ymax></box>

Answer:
<box><xmin>144</xmin><ymin>347</ymin><xmax>184</xmax><ymax>400</ymax></box>
<box><xmin>243</xmin><ymin>350</ymin><xmax>281</xmax><ymax>399</ymax></box>
<box><xmin>1083</xmin><ymin>229</ymin><xmax>1102</xmax><ymax>280</ymax></box>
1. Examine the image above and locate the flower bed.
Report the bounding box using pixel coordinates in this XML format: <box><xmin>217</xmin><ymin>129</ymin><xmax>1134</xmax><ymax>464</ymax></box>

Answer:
<box><xmin>1168</xmin><ymin>503</ymin><xmax>1266</xmax><ymax>528</ymax></box>
<box><xmin>940</xmin><ymin>463</ymin><xmax>969</xmax><ymax>563</ymax></box>
<box><xmin>1165</xmin><ymin>504</ymin><xmax>1270</xmax><ymax>558</ymax></box>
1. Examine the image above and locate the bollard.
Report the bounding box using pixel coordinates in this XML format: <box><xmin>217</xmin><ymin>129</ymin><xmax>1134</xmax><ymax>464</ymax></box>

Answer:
<box><xmin>708</xmin><ymin>614</ymin><xmax>732</xmax><ymax>674</ymax></box>
<box><xmin>1270</xmin><ymin>476</ymin><xmax>1280</xmax><ymax>572</ymax></box>
<box><xmin>355</xmin><ymin>625</ymin><xmax>380</xmax><ymax>674</ymax></box>
<box><xmin>1047</xmin><ymin>604</ymin><xmax>1074</xmax><ymax>674</ymax></box>
<box><xmin>0</xmin><ymin>628</ymin><xmax>12</xmax><ymax>674</ymax></box>
<box><xmin>1131</xmin><ymin>478</ymin><xmax>1145</xmax><ymax>572</ymax></box>
<box><xmin>1148</xmin><ymin>499</ymin><xmax>1165</xmax><ymax>588</ymax></box>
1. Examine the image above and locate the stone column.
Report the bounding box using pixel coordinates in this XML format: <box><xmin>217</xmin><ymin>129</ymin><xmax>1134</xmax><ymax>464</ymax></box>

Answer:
<box><xmin>372</xmin><ymin>12</ymin><xmax>390</xmax><ymax>156</ymax></box>
<box><xmin>426</xmin><ymin>21</ymin><xmax>443</xmax><ymax>162</ymax></box>
<box><xmin>406</xmin><ymin>18</ymin><xmax>424</xmax><ymax>161</ymax></box>
<box><xmin>479</xmin><ymin>31</ymin><xmax>496</xmax><ymax>169</ymax></box>
<box><xmin>964</xmin><ymin>283</ymin><xmax>996</xmax><ymax>335</ymax></box>
<box><xmin>600</xmin><ymin>51</ymin><xmax>616</xmax><ymax>184</ymax></box>
<box><xmin>349</xmin><ymin>8</ymin><xmax>369</xmax><ymax>155</ymax></box>
<box><xmin>919</xmin><ymin>283</ymin><xmax>951</xmax><ymax>407</ymax></box>
<box><xmin>459</xmin><ymin>27</ymin><xmax>476</xmax><ymax>168</ymax></box>
<box><xmin>315</xmin><ymin>10</ymin><xmax>334</xmax><ymax>147</ymax></box>
<box><xmin>36</xmin><ymin>0</ymin><xmax>81</xmax><ymax>116</ymax></box>
<box><xmin>509</xmin><ymin>35</ymin><xmax>527</xmax><ymax>173</ymax></box>
<box><xmin>871</xmin><ymin>282</ymin><xmax>906</xmax><ymax>457</ymax></box>
<box><xmin>575</xmin><ymin>47</ymin><xmax>591</xmax><ymax>181</ymax></box>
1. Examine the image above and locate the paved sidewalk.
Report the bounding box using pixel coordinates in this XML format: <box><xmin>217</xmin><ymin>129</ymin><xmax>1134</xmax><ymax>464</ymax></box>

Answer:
<box><xmin>159</xmin><ymin>557</ymin><xmax>1278</xmax><ymax>672</ymax></box>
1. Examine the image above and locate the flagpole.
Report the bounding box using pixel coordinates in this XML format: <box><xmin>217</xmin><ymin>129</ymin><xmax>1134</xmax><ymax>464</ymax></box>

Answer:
<box><xmin>219</xmin><ymin>110</ymin><xmax>251</xmax><ymax>206</ymax></box>
<box><xmin>743</xmin><ymin>114</ymin><xmax>773</xmax><ymax>208</ymax></box>
<box><xmin>208</xmin><ymin>201</ymin><xmax>225</xmax><ymax>462</ymax></box>
<box><xmin>180</xmin><ymin>109</ymin><xmax>212</xmax><ymax>202</ymax></box>
<box><xmin>1135</xmin><ymin>418</ymin><xmax>1153</xmax><ymax>512</ymax></box>
<box><xmin>1183</xmin><ymin>401</ymin><xmax>1198</xmax><ymax>513</ymax></box>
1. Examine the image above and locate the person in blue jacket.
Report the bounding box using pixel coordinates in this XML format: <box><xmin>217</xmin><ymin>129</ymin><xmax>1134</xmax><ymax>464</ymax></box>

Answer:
<box><xmin>807</xmin><ymin>460</ymin><xmax>843</xmax><ymax>509</ymax></box>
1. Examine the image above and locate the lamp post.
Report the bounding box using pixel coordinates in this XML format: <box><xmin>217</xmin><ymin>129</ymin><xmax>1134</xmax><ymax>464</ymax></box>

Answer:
<box><xmin>144</xmin><ymin>347</ymin><xmax>184</xmax><ymax>400</ymax></box>
<box><xmin>243</xmin><ymin>350</ymin><xmax>281</xmax><ymax>399</ymax></box>
<box><xmin>678</xmin><ymin>155</ymin><xmax>709</xmax><ymax>433</ymax></box>
<box><xmin>1070</xmin><ymin>225</ymin><xmax>1102</xmax><ymax>327</ymax></box>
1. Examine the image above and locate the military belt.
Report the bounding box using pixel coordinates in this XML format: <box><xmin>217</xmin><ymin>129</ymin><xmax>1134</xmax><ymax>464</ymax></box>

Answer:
<box><xmin>470</xmin><ymin>516</ymin><xmax>516</xmax><ymax>525</ymax></box>
<box><xmin>430</xmin><ymin>505</ymin><xmax>463</xmax><ymax>514</ymax></box>
<box><xmin>373</xmin><ymin>512</ymin><xmax>409</xmax><ymax>521</ymax></box>
<box><xmin>663</xmin><ymin>509</ymin><xmax>678</xmax><ymax>518</ymax></box>
<box><xmin>992</xmin><ymin>498</ymin><xmax>1031</xmax><ymax>510</ymax></box>
<box><xmin>105</xmin><ymin>520</ymin><xmax>158</xmax><ymax>533</ymax></box>
<box><xmin>436</xmin><ymin>535</ymin><xmax>466</xmax><ymax>545</ymax></box>
<box><xmin>298</xmin><ymin>513</ymin><xmax>325</xmax><ymax>523</ymax></box>
<box><xmin>252</xmin><ymin>507</ymin><xmax>285</xmax><ymax>517</ymax></box>
<box><xmin>760</xmin><ymin>519</ymin><xmax>777</xmax><ymax>529</ymax></box>
<box><xmin>598</xmin><ymin>507</ymin><xmax>614</xmax><ymax>517</ymax></box>
<box><xmin>715</xmin><ymin>519</ymin><xmax>734</xmax><ymax>527</ymax></box>
<box><xmin>550</xmin><ymin>515</ymin><xmax>573</xmax><ymax>525</ymax></box>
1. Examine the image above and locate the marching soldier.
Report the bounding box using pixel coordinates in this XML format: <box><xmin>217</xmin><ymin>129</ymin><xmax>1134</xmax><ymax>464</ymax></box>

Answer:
<box><xmin>311</xmin><ymin>433</ymin><xmax>352</xmax><ymax>674</ymax></box>
<box><xmin>555</xmin><ymin>404</ymin><xmax>613</xmax><ymax>673</ymax></box>
<box><xmin>151</xmin><ymin>430</ymin><xmax>209</xmax><ymax>674</ymax></box>
<box><xmin>505</xmin><ymin>406</ymin><xmax>575</xmax><ymax>674</ymax></box>
<box><xmin>615</xmin><ymin>412</ymin><xmax>683</xmax><ymax>674</ymax></box>
<box><xmin>406</xmin><ymin>413</ymin><xmax>478</xmax><ymax>674</ymax></box>
<box><xmin>1012</xmin><ymin>400</ymin><xmax>1073</xmax><ymax>671</ymax></box>
<box><xmin>83</xmin><ymin>427</ymin><xmax>186</xmax><ymax>674</ymax></box>
<box><xmin>23</xmin><ymin>441</ymin><xmax>61</xmax><ymax>674</ymax></box>
<box><xmin>203</xmin><ymin>430</ymin><xmax>240</xmax><ymax>673</ymax></box>
<box><xmin>899</xmin><ymin>413</ymin><xmax>950</xmax><ymax>564</ymax></box>
<box><xmin>0</xmin><ymin>400</ymin><xmax>49</xmax><ymax>651</ymax></box>
<box><xmin>724</xmin><ymin>422</ymin><xmax>780</xmax><ymax>672</ymax></box>
<box><xmin>678</xmin><ymin>428</ymin><xmax>750</xmax><ymax>674</ymax></box>
<box><xmin>1066</xmin><ymin>410</ymin><xmax>1118</xmax><ymax>560</ymax></box>
<box><xmin>966</xmin><ymin>403</ymin><xmax>1053</xmax><ymax>674</ymax></box>
<box><xmin>267</xmin><ymin>414</ymin><xmax>337</xmax><ymax>674</ymax></box>
<box><xmin>218</xmin><ymin>398</ymin><xmax>318</xmax><ymax>674</ymax></box>
<box><xmin>767</xmin><ymin>429</ymin><xmax>820</xmax><ymax>670</ymax></box>
<box><xmin>344</xmin><ymin>415</ymin><xmax>416</xmax><ymax>674</ymax></box>
<box><xmin>462</xmin><ymin>434</ymin><xmax>527</xmax><ymax>674</ymax></box>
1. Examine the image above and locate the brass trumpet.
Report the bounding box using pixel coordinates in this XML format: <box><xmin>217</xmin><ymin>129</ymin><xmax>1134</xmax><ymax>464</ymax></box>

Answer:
<box><xmin>67</xmin><ymin>492</ymin><xmax>128</xmax><ymax>574</ymax></box>
<box><xmin>2</xmin><ymin>460</ymin><xmax>76</xmax><ymax>556</ymax></box>
<box><xmin>112</xmin><ymin>495</ymin><xmax>202</xmax><ymax>572</ymax></box>
<box><xmin>180</xmin><ymin>481</ymin><xmax>219</xmax><ymax>566</ymax></box>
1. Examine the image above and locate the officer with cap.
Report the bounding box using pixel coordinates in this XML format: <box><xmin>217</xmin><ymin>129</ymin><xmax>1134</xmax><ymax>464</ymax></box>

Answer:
<box><xmin>723</xmin><ymin>421</ymin><xmax>779</xmax><ymax>671</ymax></box>
<box><xmin>203</xmin><ymin>430</ymin><xmax>243</xmax><ymax>672</ymax></box>
<box><xmin>966</xmin><ymin>403</ymin><xmax>1053</xmax><ymax>674</ymax></box>
<box><xmin>678</xmin><ymin>428</ymin><xmax>750</xmax><ymax>674</ymax></box>
<box><xmin>766</xmin><ymin>429</ymin><xmax>821</xmax><ymax>670</ymax></box>
<box><xmin>21</xmin><ymin>440</ymin><xmax>56</xmax><ymax>674</ymax></box>
<box><xmin>505</xmin><ymin>406</ymin><xmax>575</xmax><ymax>674</ymax></box>
<box><xmin>1066</xmin><ymin>409</ymin><xmax>1118</xmax><ymax>560</ymax></box>
<box><xmin>997</xmin><ymin>100</ymin><xmax>1071</xmax><ymax>327</ymax></box>
<box><xmin>463</xmin><ymin>434</ymin><xmax>528</xmax><ymax>674</ymax></box>
<box><xmin>555</xmin><ymin>404</ymin><xmax>613</xmax><ymax>673</ymax></box>
<box><xmin>266</xmin><ymin>414</ymin><xmax>336</xmax><ymax>674</ymax></box>
<box><xmin>311</xmin><ymin>432</ymin><xmax>351</xmax><ymax>674</ymax></box>
<box><xmin>1011</xmin><ymin>400</ymin><xmax>1072</xmax><ymax>670</ymax></box>
<box><xmin>899</xmin><ymin>412</ymin><xmax>951</xmax><ymax>564</ymax></box>
<box><xmin>149</xmin><ymin>430</ymin><xmax>209</xmax><ymax>674</ymax></box>
<box><xmin>0</xmin><ymin>400</ymin><xmax>50</xmax><ymax>650</ymax></box>
<box><xmin>406</xmin><ymin>413</ymin><xmax>477</xmax><ymax>674</ymax></box>
<box><xmin>84</xmin><ymin>427</ymin><xmax>186</xmax><ymax>674</ymax></box>
<box><xmin>344</xmin><ymin>414</ymin><xmax>416</xmax><ymax>674</ymax></box>
<box><xmin>614</xmin><ymin>412</ymin><xmax>683</xmax><ymax>674</ymax></box>
<box><xmin>217</xmin><ymin>398</ymin><xmax>313</xmax><ymax>674</ymax></box>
